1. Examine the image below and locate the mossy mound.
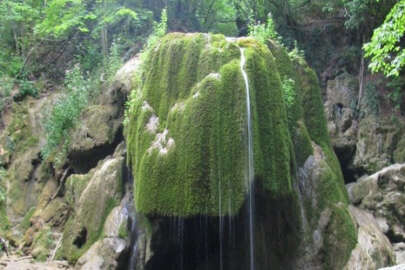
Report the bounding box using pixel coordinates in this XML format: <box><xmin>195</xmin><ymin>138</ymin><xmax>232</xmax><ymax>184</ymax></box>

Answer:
<box><xmin>126</xmin><ymin>33</ymin><xmax>357</xmax><ymax>269</ymax></box>
<box><xmin>125</xmin><ymin>33</ymin><xmax>292</xmax><ymax>217</ymax></box>
<box><xmin>267</xmin><ymin>41</ymin><xmax>357</xmax><ymax>269</ymax></box>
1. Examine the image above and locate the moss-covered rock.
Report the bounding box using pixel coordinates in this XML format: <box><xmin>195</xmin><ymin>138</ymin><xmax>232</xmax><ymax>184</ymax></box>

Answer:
<box><xmin>58</xmin><ymin>149</ymin><xmax>124</xmax><ymax>263</ymax></box>
<box><xmin>344</xmin><ymin>206</ymin><xmax>394</xmax><ymax>270</ymax></box>
<box><xmin>353</xmin><ymin>116</ymin><xmax>403</xmax><ymax>173</ymax></box>
<box><xmin>126</xmin><ymin>33</ymin><xmax>292</xmax><ymax>217</ymax></box>
<box><xmin>125</xmin><ymin>33</ymin><xmax>356</xmax><ymax>269</ymax></box>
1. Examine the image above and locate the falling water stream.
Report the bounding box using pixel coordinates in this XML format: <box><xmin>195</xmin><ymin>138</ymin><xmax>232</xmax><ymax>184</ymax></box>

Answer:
<box><xmin>127</xmin><ymin>45</ymin><xmax>257</xmax><ymax>270</ymax></box>
<box><xmin>240</xmin><ymin>47</ymin><xmax>255</xmax><ymax>270</ymax></box>
<box><xmin>128</xmin><ymin>213</ymin><xmax>138</xmax><ymax>270</ymax></box>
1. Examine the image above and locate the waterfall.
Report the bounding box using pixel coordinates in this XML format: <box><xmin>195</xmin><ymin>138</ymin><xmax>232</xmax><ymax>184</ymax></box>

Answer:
<box><xmin>218</xmin><ymin>178</ymin><xmax>224</xmax><ymax>270</ymax></box>
<box><xmin>128</xmin><ymin>206</ymin><xmax>138</xmax><ymax>270</ymax></box>
<box><xmin>240</xmin><ymin>47</ymin><xmax>255</xmax><ymax>270</ymax></box>
<box><xmin>128</xmin><ymin>214</ymin><xmax>137</xmax><ymax>270</ymax></box>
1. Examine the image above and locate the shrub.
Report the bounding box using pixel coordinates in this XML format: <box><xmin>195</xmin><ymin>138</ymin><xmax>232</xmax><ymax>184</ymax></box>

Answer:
<box><xmin>248</xmin><ymin>14</ymin><xmax>279</xmax><ymax>44</ymax></box>
<box><xmin>288</xmin><ymin>41</ymin><xmax>306</xmax><ymax>65</ymax></box>
<box><xmin>282</xmin><ymin>76</ymin><xmax>296</xmax><ymax>108</ymax></box>
<box><xmin>14</xmin><ymin>79</ymin><xmax>38</xmax><ymax>100</ymax></box>
<box><xmin>42</xmin><ymin>64</ymin><xmax>89</xmax><ymax>160</ymax></box>
<box><xmin>104</xmin><ymin>40</ymin><xmax>123</xmax><ymax>83</ymax></box>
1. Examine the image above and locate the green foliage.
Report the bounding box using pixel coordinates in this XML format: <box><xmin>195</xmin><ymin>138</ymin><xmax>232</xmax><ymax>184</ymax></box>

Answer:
<box><xmin>248</xmin><ymin>15</ymin><xmax>279</xmax><ymax>44</ymax></box>
<box><xmin>16</xmin><ymin>79</ymin><xmax>38</xmax><ymax>99</ymax></box>
<box><xmin>42</xmin><ymin>65</ymin><xmax>89</xmax><ymax>160</ymax></box>
<box><xmin>288</xmin><ymin>41</ymin><xmax>306</xmax><ymax>65</ymax></box>
<box><xmin>144</xmin><ymin>8</ymin><xmax>167</xmax><ymax>54</ymax></box>
<box><xmin>0</xmin><ymin>76</ymin><xmax>13</xmax><ymax>98</ymax></box>
<box><xmin>20</xmin><ymin>207</ymin><xmax>36</xmax><ymax>231</ymax></box>
<box><xmin>0</xmin><ymin>0</ymin><xmax>40</xmax><ymax>78</ymax></box>
<box><xmin>35</xmin><ymin>0</ymin><xmax>92</xmax><ymax>38</ymax></box>
<box><xmin>104</xmin><ymin>40</ymin><xmax>123</xmax><ymax>82</ymax></box>
<box><xmin>0</xmin><ymin>0</ymin><xmax>152</xmax><ymax>91</ymax></box>
<box><xmin>343</xmin><ymin>0</ymin><xmax>396</xmax><ymax>31</ymax></box>
<box><xmin>281</xmin><ymin>77</ymin><xmax>296</xmax><ymax>108</ymax></box>
<box><xmin>364</xmin><ymin>0</ymin><xmax>405</xmax><ymax>77</ymax></box>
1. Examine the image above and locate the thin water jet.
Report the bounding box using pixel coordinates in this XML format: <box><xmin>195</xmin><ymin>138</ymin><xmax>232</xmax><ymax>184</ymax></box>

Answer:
<box><xmin>240</xmin><ymin>47</ymin><xmax>255</xmax><ymax>270</ymax></box>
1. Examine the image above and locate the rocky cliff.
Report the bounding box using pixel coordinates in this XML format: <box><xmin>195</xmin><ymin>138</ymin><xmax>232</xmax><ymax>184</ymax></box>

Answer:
<box><xmin>0</xmin><ymin>32</ymin><xmax>403</xmax><ymax>270</ymax></box>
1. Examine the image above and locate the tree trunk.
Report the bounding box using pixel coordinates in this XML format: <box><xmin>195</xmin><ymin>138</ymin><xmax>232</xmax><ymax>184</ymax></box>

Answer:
<box><xmin>357</xmin><ymin>36</ymin><xmax>365</xmax><ymax>111</ymax></box>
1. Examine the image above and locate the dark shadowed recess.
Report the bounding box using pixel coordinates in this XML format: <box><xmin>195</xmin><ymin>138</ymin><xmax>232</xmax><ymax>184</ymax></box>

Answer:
<box><xmin>68</xmin><ymin>126</ymin><xmax>124</xmax><ymax>174</ymax></box>
<box><xmin>141</xmin><ymin>182</ymin><xmax>302</xmax><ymax>270</ymax></box>
<box><xmin>333</xmin><ymin>145</ymin><xmax>366</xmax><ymax>184</ymax></box>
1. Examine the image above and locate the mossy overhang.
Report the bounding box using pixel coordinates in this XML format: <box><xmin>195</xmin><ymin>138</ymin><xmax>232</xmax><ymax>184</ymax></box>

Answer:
<box><xmin>125</xmin><ymin>32</ymin><xmax>294</xmax><ymax>217</ymax></box>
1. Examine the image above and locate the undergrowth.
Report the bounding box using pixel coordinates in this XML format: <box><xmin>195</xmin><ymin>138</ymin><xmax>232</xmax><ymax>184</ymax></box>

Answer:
<box><xmin>41</xmin><ymin>64</ymin><xmax>90</xmax><ymax>162</ymax></box>
<box><xmin>42</xmin><ymin>41</ymin><xmax>123</xmax><ymax>163</ymax></box>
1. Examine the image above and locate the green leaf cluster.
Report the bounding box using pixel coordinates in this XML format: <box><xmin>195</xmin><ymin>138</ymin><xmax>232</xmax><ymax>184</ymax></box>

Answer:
<box><xmin>364</xmin><ymin>0</ymin><xmax>405</xmax><ymax>77</ymax></box>
<box><xmin>248</xmin><ymin>15</ymin><xmax>279</xmax><ymax>44</ymax></box>
<box><xmin>42</xmin><ymin>65</ymin><xmax>90</xmax><ymax>160</ymax></box>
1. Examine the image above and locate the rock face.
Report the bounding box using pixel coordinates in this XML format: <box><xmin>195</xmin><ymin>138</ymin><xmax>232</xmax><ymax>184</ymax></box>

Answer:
<box><xmin>57</xmin><ymin>144</ymin><xmax>125</xmax><ymax>263</ymax></box>
<box><xmin>347</xmin><ymin>163</ymin><xmax>405</xmax><ymax>264</ymax></box>
<box><xmin>125</xmin><ymin>33</ymin><xmax>356</xmax><ymax>270</ymax></box>
<box><xmin>324</xmin><ymin>73</ymin><xmax>405</xmax><ymax>181</ymax></box>
<box><xmin>0</xmin><ymin>55</ymin><xmax>141</xmax><ymax>266</ymax></box>
<box><xmin>344</xmin><ymin>206</ymin><xmax>394</xmax><ymax>270</ymax></box>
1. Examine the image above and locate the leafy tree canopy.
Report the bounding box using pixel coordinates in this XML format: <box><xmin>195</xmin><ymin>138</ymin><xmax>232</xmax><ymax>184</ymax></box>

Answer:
<box><xmin>364</xmin><ymin>0</ymin><xmax>405</xmax><ymax>77</ymax></box>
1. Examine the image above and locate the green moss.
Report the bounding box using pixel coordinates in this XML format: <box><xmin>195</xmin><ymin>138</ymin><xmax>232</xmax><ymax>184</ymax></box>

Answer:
<box><xmin>0</xmin><ymin>202</ymin><xmax>9</xmax><ymax>234</ymax></box>
<box><xmin>299</xmin><ymin>66</ymin><xmax>330</xmax><ymax>147</ymax></box>
<box><xmin>125</xmin><ymin>32</ymin><xmax>356</xmax><ymax>269</ymax></box>
<box><xmin>0</xmin><ymin>102</ymin><xmax>39</xmax><ymax>158</ymax></box>
<box><xmin>126</xmin><ymin>33</ymin><xmax>293</xmax><ymax>217</ymax></box>
<box><xmin>64</xmin><ymin>174</ymin><xmax>92</xmax><ymax>206</ymax></box>
<box><xmin>59</xmin><ymin>198</ymin><xmax>119</xmax><ymax>263</ymax></box>
<box><xmin>323</xmin><ymin>205</ymin><xmax>357</xmax><ymax>270</ymax></box>
<box><xmin>0</xmin><ymin>170</ymin><xmax>8</xmax><ymax>234</ymax></box>
<box><xmin>20</xmin><ymin>207</ymin><xmax>36</xmax><ymax>231</ymax></box>
<box><xmin>293</xmin><ymin>121</ymin><xmax>314</xmax><ymax>167</ymax></box>
<box><xmin>118</xmin><ymin>220</ymin><xmax>128</xmax><ymax>239</ymax></box>
<box><xmin>316</xmin><ymin>159</ymin><xmax>348</xmax><ymax>212</ymax></box>
<box><xmin>268</xmin><ymin>39</ymin><xmax>356</xmax><ymax>268</ymax></box>
<box><xmin>267</xmin><ymin>40</ymin><xmax>304</xmax><ymax>131</ymax></box>
<box><xmin>6</xmin><ymin>152</ymin><xmax>45</xmax><ymax>216</ymax></box>
<box><xmin>58</xmin><ymin>157</ymin><xmax>123</xmax><ymax>263</ymax></box>
<box><xmin>393</xmin><ymin>135</ymin><xmax>405</xmax><ymax>163</ymax></box>
<box><xmin>32</xmin><ymin>226</ymin><xmax>53</xmax><ymax>262</ymax></box>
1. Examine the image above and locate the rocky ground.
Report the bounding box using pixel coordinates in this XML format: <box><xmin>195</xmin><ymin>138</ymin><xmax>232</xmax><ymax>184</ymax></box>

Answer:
<box><xmin>325</xmin><ymin>71</ymin><xmax>405</xmax><ymax>270</ymax></box>
<box><xmin>0</xmin><ymin>255</ymin><xmax>71</xmax><ymax>269</ymax></box>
